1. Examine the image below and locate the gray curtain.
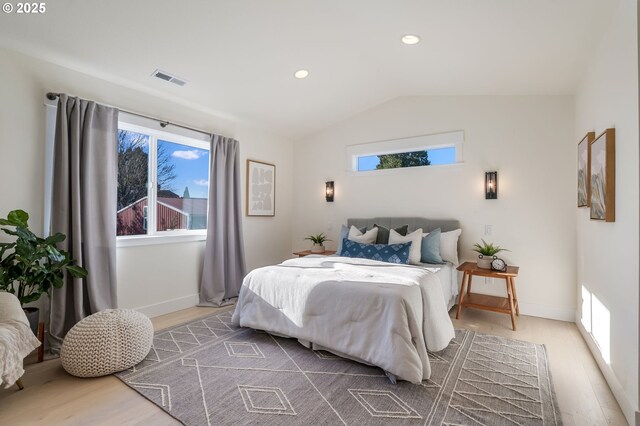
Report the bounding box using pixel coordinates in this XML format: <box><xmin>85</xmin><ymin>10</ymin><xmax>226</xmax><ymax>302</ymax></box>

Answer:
<box><xmin>199</xmin><ymin>135</ymin><xmax>247</xmax><ymax>306</ymax></box>
<box><xmin>49</xmin><ymin>94</ymin><xmax>119</xmax><ymax>352</ymax></box>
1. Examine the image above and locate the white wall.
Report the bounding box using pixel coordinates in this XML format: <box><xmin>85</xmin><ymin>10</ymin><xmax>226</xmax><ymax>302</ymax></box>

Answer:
<box><xmin>573</xmin><ymin>0</ymin><xmax>639</xmax><ymax>422</ymax></box>
<box><xmin>0</xmin><ymin>48</ymin><xmax>294</xmax><ymax>316</ymax></box>
<box><xmin>292</xmin><ymin>96</ymin><xmax>577</xmax><ymax>321</ymax></box>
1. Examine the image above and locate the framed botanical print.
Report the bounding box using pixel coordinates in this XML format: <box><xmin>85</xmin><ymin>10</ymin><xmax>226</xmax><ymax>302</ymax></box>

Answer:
<box><xmin>577</xmin><ymin>131</ymin><xmax>595</xmax><ymax>207</ymax></box>
<box><xmin>246</xmin><ymin>160</ymin><xmax>275</xmax><ymax>216</ymax></box>
<box><xmin>589</xmin><ymin>128</ymin><xmax>615</xmax><ymax>222</ymax></box>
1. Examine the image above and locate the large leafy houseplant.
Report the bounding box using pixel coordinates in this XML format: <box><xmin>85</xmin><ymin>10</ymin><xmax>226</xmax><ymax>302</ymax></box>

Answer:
<box><xmin>0</xmin><ymin>210</ymin><xmax>88</xmax><ymax>306</ymax></box>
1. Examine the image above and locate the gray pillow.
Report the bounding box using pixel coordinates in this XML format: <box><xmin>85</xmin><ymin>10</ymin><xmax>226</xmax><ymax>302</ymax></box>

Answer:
<box><xmin>373</xmin><ymin>224</ymin><xmax>409</xmax><ymax>245</ymax></box>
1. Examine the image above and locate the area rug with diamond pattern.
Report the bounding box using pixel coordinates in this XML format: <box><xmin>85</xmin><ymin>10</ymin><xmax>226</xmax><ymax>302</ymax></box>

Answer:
<box><xmin>115</xmin><ymin>308</ymin><xmax>562</xmax><ymax>425</ymax></box>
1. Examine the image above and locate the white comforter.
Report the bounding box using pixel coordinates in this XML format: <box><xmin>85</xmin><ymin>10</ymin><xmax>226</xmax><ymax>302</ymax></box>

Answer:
<box><xmin>231</xmin><ymin>256</ymin><xmax>455</xmax><ymax>383</ymax></box>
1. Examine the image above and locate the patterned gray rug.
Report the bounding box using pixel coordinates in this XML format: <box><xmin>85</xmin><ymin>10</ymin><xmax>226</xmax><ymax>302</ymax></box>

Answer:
<box><xmin>116</xmin><ymin>309</ymin><xmax>562</xmax><ymax>425</ymax></box>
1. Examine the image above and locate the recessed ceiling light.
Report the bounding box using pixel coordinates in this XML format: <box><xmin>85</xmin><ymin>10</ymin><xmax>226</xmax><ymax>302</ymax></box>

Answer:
<box><xmin>294</xmin><ymin>69</ymin><xmax>309</xmax><ymax>79</ymax></box>
<box><xmin>401</xmin><ymin>34</ymin><xmax>421</xmax><ymax>45</ymax></box>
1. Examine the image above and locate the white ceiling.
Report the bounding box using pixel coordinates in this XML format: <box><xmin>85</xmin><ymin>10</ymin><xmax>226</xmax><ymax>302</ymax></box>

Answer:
<box><xmin>0</xmin><ymin>0</ymin><xmax>614</xmax><ymax>138</ymax></box>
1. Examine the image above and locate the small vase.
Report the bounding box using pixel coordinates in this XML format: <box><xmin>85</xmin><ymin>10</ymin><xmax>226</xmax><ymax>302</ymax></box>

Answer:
<box><xmin>310</xmin><ymin>244</ymin><xmax>325</xmax><ymax>253</ymax></box>
<box><xmin>477</xmin><ymin>255</ymin><xmax>494</xmax><ymax>269</ymax></box>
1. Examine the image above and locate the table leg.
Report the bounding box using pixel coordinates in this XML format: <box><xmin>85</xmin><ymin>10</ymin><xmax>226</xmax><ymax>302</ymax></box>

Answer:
<box><xmin>456</xmin><ymin>272</ymin><xmax>469</xmax><ymax>319</ymax></box>
<box><xmin>510</xmin><ymin>277</ymin><xmax>520</xmax><ymax>316</ymax></box>
<box><xmin>506</xmin><ymin>277</ymin><xmax>516</xmax><ymax>331</ymax></box>
<box><xmin>467</xmin><ymin>274</ymin><xmax>474</xmax><ymax>295</ymax></box>
<box><xmin>37</xmin><ymin>322</ymin><xmax>44</xmax><ymax>363</ymax></box>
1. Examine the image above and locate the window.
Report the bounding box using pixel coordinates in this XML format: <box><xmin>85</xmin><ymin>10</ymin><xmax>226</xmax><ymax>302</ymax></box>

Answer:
<box><xmin>347</xmin><ymin>131</ymin><xmax>463</xmax><ymax>173</ymax></box>
<box><xmin>142</xmin><ymin>206</ymin><xmax>148</xmax><ymax>231</ymax></box>
<box><xmin>357</xmin><ymin>147</ymin><xmax>457</xmax><ymax>171</ymax></box>
<box><xmin>117</xmin><ymin>129</ymin><xmax>150</xmax><ymax>236</ymax></box>
<box><xmin>116</xmin><ymin>123</ymin><xmax>210</xmax><ymax>238</ymax></box>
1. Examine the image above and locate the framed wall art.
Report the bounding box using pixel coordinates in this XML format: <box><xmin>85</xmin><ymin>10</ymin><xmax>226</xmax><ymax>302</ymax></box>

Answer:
<box><xmin>246</xmin><ymin>160</ymin><xmax>275</xmax><ymax>216</ymax></box>
<box><xmin>589</xmin><ymin>128</ymin><xmax>615</xmax><ymax>222</ymax></box>
<box><xmin>577</xmin><ymin>131</ymin><xmax>595</xmax><ymax>207</ymax></box>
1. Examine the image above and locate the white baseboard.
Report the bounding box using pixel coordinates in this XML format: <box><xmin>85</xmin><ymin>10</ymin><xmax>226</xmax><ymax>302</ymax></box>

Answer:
<box><xmin>461</xmin><ymin>284</ymin><xmax>574</xmax><ymax>322</ymax></box>
<box><xmin>134</xmin><ymin>293</ymin><xmax>199</xmax><ymax>318</ymax></box>
<box><xmin>517</xmin><ymin>301</ymin><xmax>575</xmax><ymax>322</ymax></box>
<box><xmin>575</xmin><ymin>315</ymin><xmax>636</xmax><ymax>425</ymax></box>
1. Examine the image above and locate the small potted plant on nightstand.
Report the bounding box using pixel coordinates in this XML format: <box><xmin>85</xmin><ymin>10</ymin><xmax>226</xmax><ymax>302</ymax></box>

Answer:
<box><xmin>305</xmin><ymin>233</ymin><xmax>331</xmax><ymax>253</ymax></box>
<box><xmin>473</xmin><ymin>239</ymin><xmax>509</xmax><ymax>269</ymax></box>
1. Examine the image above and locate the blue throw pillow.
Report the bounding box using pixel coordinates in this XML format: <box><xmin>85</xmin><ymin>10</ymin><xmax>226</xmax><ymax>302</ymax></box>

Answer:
<box><xmin>336</xmin><ymin>225</ymin><xmax>367</xmax><ymax>254</ymax></box>
<box><xmin>420</xmin><ymin>228</ymin><xmax>445</xmax><ymax>264</ymax></box>
<box><xmin>338</xmin><ymin>238</ymin><xmax>411</xmax><ymax>264</ymax></box>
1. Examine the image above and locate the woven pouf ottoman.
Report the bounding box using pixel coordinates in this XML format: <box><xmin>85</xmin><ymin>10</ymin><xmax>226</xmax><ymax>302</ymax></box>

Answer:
<box><xmin>60</xmin><ymin>309</ymin><xmax>153</xmax><ymax>378</ymax></box>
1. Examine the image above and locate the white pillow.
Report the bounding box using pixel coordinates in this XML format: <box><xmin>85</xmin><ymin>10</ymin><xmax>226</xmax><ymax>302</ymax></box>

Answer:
<box><xmin>439</xmin><ymin>228</ymin><xmax>462</xmax><ymax>265</ymax></box>
<box><xmin>389</xmin><ymin>228</ymin><xmax>423</xmax><ymax>265</ymax></box>
<box><xmin>348</xmin><ymin>226</ymin><xmax>378</xmax><ymax>244</ymax></box>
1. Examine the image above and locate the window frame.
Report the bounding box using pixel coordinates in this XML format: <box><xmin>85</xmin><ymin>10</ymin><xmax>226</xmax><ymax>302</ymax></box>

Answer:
<box><xmin>116</xmin><ymin>121</ymin><xmax>210</xmax><ymax>248</ymax></box>
<box><xmin>346</xmin><ymin>131</ymin><xmax>464</xmax><ymax>174</ymax></box>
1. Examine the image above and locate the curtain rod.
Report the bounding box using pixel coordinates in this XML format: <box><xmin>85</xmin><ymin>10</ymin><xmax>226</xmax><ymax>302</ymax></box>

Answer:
<box><xmin>46</xmin><ymin>92</ymin><xmax>212</xmax><ymax>138</ymax></box>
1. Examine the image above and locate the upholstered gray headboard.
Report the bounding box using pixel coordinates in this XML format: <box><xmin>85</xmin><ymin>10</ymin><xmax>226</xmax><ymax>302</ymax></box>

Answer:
<box><xmin>347</xmin><ymin>217</ymin><xmax>460</xmax><ymax>233</ymax></box>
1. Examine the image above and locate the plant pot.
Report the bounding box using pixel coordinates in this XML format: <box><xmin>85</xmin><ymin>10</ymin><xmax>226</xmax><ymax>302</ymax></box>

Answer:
<box><xmin>477</xmin><ymin>255</ymin><xmax>494</xmax><ymax>269</ymax></box>
<box><xmin>310</xmin><ymin>244</ymin><xmax>325</xmax><ymax>253</ymax></box>
<box><xmin>23</xmin><ymin>307</ymin><xmax>39</xmax><ymax>336</ymax></box>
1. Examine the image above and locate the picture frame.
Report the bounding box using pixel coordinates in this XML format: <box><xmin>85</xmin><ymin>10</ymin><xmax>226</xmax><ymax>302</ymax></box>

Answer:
<box><xmin>246</xmin><ymin>159</ymin><xmax>276</xmax><ymax>216</ymax></box>
<box><xmin>577</xmin><ymin>131</ymin><xmax>595</xmax><ymax>207</ymax></box>
<box><xmin>589</xmin><ymin>128</ymin><xmax>615</xmax><ymax>222</ymax></box>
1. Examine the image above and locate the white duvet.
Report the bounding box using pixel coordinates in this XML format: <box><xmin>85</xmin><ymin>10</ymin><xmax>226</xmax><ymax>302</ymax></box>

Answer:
<box><xmin>231</xmin><ymin>256</ymin><xmax>455</xmax><ymax>383</ymax></box>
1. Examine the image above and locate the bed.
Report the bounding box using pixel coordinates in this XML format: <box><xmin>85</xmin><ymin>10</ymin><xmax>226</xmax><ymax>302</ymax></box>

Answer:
<box><xmin>348</xmin><ymin>217</ymin><xmax>460</xmax><ymax>310</ymax></box>
<box><xmin>232</xmin><ymin>217</ymin><xmax>460</xmax><ymax>384</ymax></box>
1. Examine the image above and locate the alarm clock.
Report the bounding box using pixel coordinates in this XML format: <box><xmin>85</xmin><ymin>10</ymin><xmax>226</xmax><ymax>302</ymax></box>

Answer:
<box><xmin>491</xmin><ymin>257</ymin><xmax>507</xmax><ymax>272</ymax></box>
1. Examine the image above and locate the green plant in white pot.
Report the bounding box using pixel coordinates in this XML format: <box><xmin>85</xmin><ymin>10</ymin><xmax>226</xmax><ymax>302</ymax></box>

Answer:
<box><xmin>305</xmin><ymin>233</ymin><xmax>331</xmax><ymax>253</ymax></box>
<box><xmin>0</xmin><ymin>209</ymin><xmax>88</xmax><ymax>334</ymax></box>
<box><xmin>472</xmin><ymin>239</ymin><xmax>509</xmax><ymax>269</ymax></box>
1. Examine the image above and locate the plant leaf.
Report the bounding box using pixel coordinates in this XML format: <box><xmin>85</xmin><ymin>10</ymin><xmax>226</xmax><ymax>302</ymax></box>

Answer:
<box><xmin>14</xmin><ymin>227</ymin><xmax>36</xmax><ymax>242</ymax></box>
<box><xmin>66</xmin><ymin>265</ymin><xmax>88</xmax><ymax>278</ymax></box>
<box><xmin>45</xmin><ymin>246</ymin><xmax>65</xmax><ymax>262</ymax></box>
<box><xmin>7</xmin><ymin>210</ymin><xmax>29</xmax><ymax>228</ymax></box>
<box><xmin>20</xmin><ymin>292</ymin><xmax>41</xmax><ymax>304</ymax></box>
<box><xmin>45</xmin><ymin>233</ymin><xmax>66</xmax><ymax>244</ymax></box>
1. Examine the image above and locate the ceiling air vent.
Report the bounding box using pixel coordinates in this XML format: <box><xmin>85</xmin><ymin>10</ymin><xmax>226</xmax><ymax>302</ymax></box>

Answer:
<box><xmin>151</xmin><ymin>69</ymin><xmax>187</xmax><ymax>86</ymax></box>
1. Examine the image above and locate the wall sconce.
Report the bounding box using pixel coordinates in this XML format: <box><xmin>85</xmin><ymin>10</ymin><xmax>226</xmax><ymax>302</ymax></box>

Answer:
<box><xmin>485</xmin><ymin>172</ymin><xmax>498</xmax><ymax>199</ymax></box>
<box><xmin>325</xmin><ymin>181</ymin><xmax>335</xmax><ymax>202</ymax></box>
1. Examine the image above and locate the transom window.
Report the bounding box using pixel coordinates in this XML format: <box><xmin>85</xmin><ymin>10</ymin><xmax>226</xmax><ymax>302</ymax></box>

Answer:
<box><xmin>116</xmin><ymin>122</ymin><xmax>210</xmax><ymax>238</ymax></box>
<box><xmin>347</xmin><ymin>131</ymin><xmax>464</xmax><ymax>173</ymax></box>
<box><xmin>357</xmin><ymin>146</ymin><xmax>457</xmax><ymax>171</ymax></box>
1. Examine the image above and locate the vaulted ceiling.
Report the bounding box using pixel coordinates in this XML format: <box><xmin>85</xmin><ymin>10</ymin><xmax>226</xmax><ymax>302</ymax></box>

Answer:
<box><xmin>0</xmin><ymin>0</ymin><xmax>614</xmax><ymax>138</ymax></box>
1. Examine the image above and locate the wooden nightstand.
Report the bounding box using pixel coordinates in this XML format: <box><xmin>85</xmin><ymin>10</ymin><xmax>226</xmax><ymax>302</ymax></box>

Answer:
<box><xmin>455</xmin><ymin>261</ymin><xmax>520</xmax><ymax>330</ymax></box>
<box><xmin>293</xmin><ymin>250</ymin><xmax>336</xmax><ymax>257</ymax></box>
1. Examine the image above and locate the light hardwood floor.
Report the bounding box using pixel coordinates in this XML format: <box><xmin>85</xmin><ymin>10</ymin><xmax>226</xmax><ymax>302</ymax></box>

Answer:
<box><xmin>0</xmin><ymin>306</ymin><xmax>628</xmax><ymax>425</ymax></box>
<box><xmin>451</xmin><ymin>309</ymin><xmax>627</xmax><ymax>426</ymax></box>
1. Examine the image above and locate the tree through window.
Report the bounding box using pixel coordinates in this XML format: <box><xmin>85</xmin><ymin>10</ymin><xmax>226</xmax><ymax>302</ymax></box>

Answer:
<box><xmin>357</xmin><ymin>146</ymin><xmax>455</xmax><ymax>172</ymax></box>
<box><xmin>116</xmin><ymin>126</ymin><xmax>210</xmax><ymax>237</ymax></box>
